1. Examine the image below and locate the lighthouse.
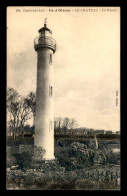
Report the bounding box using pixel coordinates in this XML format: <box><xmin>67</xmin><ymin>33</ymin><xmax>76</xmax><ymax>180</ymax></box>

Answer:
<box><xmin>34</xmin><ymin>19</ymin><xmax>56</xmax><ymax>160</ymax></box>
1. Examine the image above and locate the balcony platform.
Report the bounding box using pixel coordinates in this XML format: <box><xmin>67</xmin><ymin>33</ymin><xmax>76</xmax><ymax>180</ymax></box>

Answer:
<box><xmin>34</xmin><ymin>36</ymin><xmax>56</xmax><ymax>53</ymax></box>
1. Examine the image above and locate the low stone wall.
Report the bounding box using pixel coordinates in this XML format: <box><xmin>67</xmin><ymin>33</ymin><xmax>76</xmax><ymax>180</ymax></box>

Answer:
<box><xmin>7</xmin><ymin>145</ymin><xmax>33</xmax><ymax>158</ymax></box>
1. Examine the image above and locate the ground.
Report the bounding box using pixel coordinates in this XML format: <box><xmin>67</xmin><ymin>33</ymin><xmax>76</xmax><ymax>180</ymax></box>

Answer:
<box><xmin>6</xmin><ymin>137</ymin><xmax>120</xmax><ymax>190</ymax></box>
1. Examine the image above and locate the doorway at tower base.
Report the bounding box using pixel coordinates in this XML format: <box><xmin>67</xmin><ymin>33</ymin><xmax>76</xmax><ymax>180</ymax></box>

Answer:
<box><xmin>33</xmin><ymin>146</ymin><xmax>55</xmax><ymax>161</ymax></box>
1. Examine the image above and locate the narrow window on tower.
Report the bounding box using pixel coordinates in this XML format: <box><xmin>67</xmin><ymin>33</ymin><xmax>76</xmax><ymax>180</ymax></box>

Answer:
<box><xmin>49</xmin><ymin>54</ymin><xmax>52</xmax><ymax>64</ymax></box>
<box><xmin>49</xmin><ymin>86</ymin><xmax>53</xmax><ymax>97</ymax></box>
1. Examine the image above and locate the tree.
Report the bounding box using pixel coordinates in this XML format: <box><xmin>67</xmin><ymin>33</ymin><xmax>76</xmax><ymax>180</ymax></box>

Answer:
<box><xmin>19</xmin><ymin>98</ymin><xmax>32</xmax><ymax>136</ymax></box>
<box><xmin>7</xmin><ymin>87</ymin><xmax>19</xmax><ymax>106</ymax></box>
<box><xmin>62</xmin><ymin>117</ymin><xmax>70</xmax><ymax>135</ymax></box>
<box><xmin>54</xmin><ymin>117</ymin><xmax>79</xmax><ymax>135</ymax></box>
<box><xmin>7</xmin><ymin>88</ymin><xmax>21</xmax><ymax>139</ymax></box>
<box><xmin>24</xmin><ymin>92</ymin><xmax>36</xmax><ymax>126</ymax></box>
<box><xmin>54</xmin><ymin>117</ymin><xmax>63</xmax><ymax>135</ymax></box>
<box><xmin>8</xmin><ymin>101</ymin><xmax>21</xmax><ymax>139</ymax></box>
<box><xmin>69</xmin><ymin>118</ymin><xmax>78</xmax><ymax>135</ymax></box>
<box><xmin>8</xmin><ymin>98</ymin><xmax>32</xmax><ymax>138</ymax></box>
<box><xmin>7</xmin><ymin>88</ymin><xmax>33</xmax><ymax>138</ymax></box>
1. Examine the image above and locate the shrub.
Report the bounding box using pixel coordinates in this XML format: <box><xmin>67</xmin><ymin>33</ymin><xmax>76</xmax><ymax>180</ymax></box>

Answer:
<box><xmin>58</xmin><ymin>141</ymin><xmax>64</xmax><ymax>147</ymax></box>
<box><xmin>12</xmin><ymin>151</ymin><xmax>33</xmax><ymax>170</ymax></box>
<box><xmin>33</xmin><ymin>146</ymin><xmax>46</xmax><ymax>161</ymax></box>
<box><xmin>69</xmin><ymin>142</ymin><xmax>94</xmax><ymax>166</ymax></box>
<box><xmin>57</xmin><ymin>142</ymin><xmax>95</xmax><ymax>170</ymax></box>
<box><xmin>7</xmin><ymin>157</ymin><xmax>16</xmax><ymax>168</ymax></box>
<box><xmin>12</xmin><ymin>146</ymin><xmax>46</xmax><ymax>170</ymax></box>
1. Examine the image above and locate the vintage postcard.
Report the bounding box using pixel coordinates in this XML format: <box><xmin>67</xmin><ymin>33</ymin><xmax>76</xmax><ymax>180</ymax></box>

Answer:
<box><xmin>6</xmin><ymin>6</ymin><xmax>120</xmax><ymax>190</ymax></box>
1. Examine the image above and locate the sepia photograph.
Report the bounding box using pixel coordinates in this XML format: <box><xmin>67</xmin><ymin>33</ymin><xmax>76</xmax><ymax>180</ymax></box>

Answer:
<box><xmin>6</xmin><ymin>6</ymin><xmax>120</xmax><ymax>190</ymax></box>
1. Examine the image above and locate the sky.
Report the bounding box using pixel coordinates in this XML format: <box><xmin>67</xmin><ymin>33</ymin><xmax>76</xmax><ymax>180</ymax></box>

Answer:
<box><xmin>7</xmin><ymin>7</ymin><xmax>120</xmax><ymax>131</ymax></box>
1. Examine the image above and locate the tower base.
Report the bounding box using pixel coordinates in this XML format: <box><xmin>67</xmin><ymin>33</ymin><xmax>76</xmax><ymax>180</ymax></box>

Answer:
<box><xmin>43</xmin><ymin>155</ymin><xmax>55</xmax><ymax>161</ymax></box>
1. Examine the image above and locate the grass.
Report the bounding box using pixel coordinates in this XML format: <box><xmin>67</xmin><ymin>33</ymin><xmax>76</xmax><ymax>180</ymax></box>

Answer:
<box><xmin>6</xmin><ymin>137</ymin><xmax>120</xmax><ymax>190</ymax></box>
<box><xmin>6</xmin><ymin>165</ymin><xmax>120</xmax><ymax>190</ymax></box>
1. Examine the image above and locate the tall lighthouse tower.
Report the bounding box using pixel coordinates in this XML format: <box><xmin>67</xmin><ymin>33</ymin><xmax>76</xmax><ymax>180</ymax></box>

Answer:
<box><xmin>34</xmin><ymin>19</ymin><xmax>56</xmax><ymax>160</ymax></box>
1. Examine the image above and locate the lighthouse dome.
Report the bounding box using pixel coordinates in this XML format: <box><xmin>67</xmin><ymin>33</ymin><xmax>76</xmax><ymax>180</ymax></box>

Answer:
<box><xmin>38</xmin><ymin>24</ymin><xmax>52</xmax><ymax>37</ymax></box>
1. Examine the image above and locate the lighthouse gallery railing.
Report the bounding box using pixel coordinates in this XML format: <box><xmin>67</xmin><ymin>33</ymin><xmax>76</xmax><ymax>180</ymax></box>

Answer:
<box><xmin>34</xmin><ymin>36</ymin><xmax>56</xmax><ymax>52</ymax></box>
